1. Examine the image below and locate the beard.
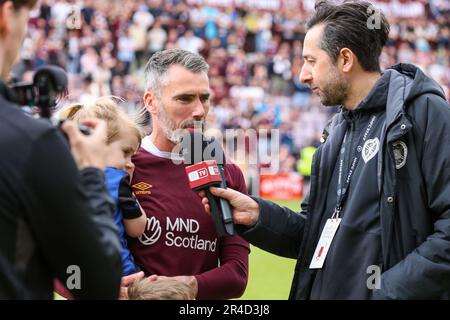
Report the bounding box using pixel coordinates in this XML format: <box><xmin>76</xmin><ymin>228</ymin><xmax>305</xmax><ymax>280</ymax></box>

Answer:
<box><xmin>318</xmin><ymin>66</ymin><xmax>349</xmax><ymax>106</ymax></box>
<box><xmin>157</xmin><ymin>102</ymin><xmax>204</xmax><ymax>144</ymax></box>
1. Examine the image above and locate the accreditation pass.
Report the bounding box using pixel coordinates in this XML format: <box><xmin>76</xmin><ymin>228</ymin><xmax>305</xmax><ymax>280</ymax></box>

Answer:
<box><xmin>309</xmin><ymin>218</ymin><xmax>341</xmax><ymax>269</ymax></box>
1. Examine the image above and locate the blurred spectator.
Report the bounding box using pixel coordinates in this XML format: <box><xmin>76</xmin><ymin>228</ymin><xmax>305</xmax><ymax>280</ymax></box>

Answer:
<box><xmin>147</xmin><ymin>18</ymin><xmax>167</xmax><ymax>55</ymax></box>
<box><xmin>177</xmin><ymin>30</ymin><xmax>204</xmax><ymax>54</ymax></box>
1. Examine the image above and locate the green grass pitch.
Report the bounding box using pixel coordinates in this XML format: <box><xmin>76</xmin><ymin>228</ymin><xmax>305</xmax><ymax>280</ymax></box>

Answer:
<box><xmin>239</xmin><ymin>199</ymin><xmax>301</xmax><ymax>300</ymax></box>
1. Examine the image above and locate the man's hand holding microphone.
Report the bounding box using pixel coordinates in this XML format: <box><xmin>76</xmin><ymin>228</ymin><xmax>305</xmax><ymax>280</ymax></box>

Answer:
<box><xmin>198</xmin><ymin>187</ymin><xmax>260</xmax><ymax>228</ymax></box>
<box><xmin>179</xmin><ymin>131</ymin><xmax>261</xmax><ymax>229</ymax></box>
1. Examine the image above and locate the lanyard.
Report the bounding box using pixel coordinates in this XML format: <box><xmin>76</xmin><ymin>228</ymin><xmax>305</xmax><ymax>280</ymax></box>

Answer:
<box><xmin>332</xmin><ymin>115</ymin><xmax>379</xmax><ymax>219</ymax></box>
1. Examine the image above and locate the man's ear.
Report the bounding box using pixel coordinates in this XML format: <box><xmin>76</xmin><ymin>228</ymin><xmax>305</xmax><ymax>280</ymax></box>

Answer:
<box><xmin>143</xmin><ymin>91</ymin><xmax>158</xmax><ymax>115</ymax></box>
<box><xmin>338</xmin><ymin>48</ymin><xmax>355</xmax><ymax>73</ymax></box>
<box><xmin>0</xmin><ymin>1</ymin><xmax>13</xmax><ymax>37</ymax></box>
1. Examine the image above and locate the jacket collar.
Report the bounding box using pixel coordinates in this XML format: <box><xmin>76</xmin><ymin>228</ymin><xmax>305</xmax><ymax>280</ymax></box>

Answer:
<box><xmin>341</xmin><ymin>71</ymin><xmax>390</xmax><ymax>123</ymax></box>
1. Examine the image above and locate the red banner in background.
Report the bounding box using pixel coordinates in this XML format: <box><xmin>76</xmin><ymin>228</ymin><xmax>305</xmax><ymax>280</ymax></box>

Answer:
<box><xmin>259</xmin><ymin>173</ymin><xmax>303</xmax><ymax>200</ymax></box>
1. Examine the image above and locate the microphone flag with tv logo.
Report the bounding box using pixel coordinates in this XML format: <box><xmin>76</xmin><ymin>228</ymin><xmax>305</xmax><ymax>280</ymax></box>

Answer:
<box><xmin>181</xmin><ymin>132</ymin><xmax>234</xmax><ymax>237</ymax></box>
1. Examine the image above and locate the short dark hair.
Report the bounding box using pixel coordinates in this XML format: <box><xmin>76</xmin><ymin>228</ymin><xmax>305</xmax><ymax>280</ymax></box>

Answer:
<box><xmin>0</xmin><ymin>0</ymin><xmax>38</xmax><ymax>9</ymax></box>
<box><xmin>306</xmin><ymin>0</ymin><xmax>390</xmax><ymax>72</ymax></box>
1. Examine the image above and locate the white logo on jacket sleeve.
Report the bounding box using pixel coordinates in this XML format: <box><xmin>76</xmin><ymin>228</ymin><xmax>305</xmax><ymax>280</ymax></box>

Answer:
<box><xmin>392</xmin><ymin>140</ymin><xmax>408</xmax><ymax>169</ymax></box>
<box><xmin>362</xmin><ymin>138</ymin><xmax>380</xmax><ymax>163</ymax></box>
<box><xmin>138</xmin><ymin>217</ymin><xmax>162</xmax><ymax>245</ymax></box>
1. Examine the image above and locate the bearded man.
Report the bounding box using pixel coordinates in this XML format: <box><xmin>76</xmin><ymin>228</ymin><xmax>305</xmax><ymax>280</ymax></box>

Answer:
<box><xmin>123</xmin><ymin>49</ymin><xmax>250</xmax><ymax>300</ymax></box>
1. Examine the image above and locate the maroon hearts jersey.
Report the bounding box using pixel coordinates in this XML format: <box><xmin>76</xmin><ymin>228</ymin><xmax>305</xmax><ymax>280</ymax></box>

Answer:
<box><xmin>128</xmin><ymin>137</ymin><xmax>250</xmax><ymax>299</ymax></box>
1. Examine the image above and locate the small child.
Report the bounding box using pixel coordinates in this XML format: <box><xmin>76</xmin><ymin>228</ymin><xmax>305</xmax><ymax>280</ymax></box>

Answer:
<box><xmin>128</xmin><ymin>278</ymin><xmax>195</xmax><ymax>300</ymax></box>
<box><xmin>62</xmin><ymin>97</ymin><xmax>147</xmax><ymax>276</ymax></box>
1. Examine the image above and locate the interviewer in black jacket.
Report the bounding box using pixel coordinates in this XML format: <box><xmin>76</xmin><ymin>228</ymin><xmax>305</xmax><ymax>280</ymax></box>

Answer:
<box><xmin>0</xmin><ymin>0</ymin><xmax>122</xmax><ymax>299</ymax></box>
<box><xmin>201</xmin><ymin>1</ymin><xmax>450</xmax><ymax>300</ymax></box>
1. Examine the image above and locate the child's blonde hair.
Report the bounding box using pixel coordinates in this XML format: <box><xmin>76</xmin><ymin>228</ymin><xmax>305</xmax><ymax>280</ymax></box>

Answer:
<box><xmin>61</xmin><ymin>97</ymin><xmax>143</xmax><ymax>144</ymax></box>
<box><xmin>128</xmin><ymin>278</ymin><xmax>195</xmax><ymax>300</ymax></box>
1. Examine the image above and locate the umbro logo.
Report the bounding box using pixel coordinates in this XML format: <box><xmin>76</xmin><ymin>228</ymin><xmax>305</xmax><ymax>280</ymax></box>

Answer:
<box><xmin>132</xmin><ymin>182</ymin><xmax>152</xmax><ymax>195</ymax></box>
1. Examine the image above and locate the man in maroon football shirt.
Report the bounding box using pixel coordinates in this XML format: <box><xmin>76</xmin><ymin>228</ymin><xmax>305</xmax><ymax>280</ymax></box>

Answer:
<box><xmin>125</xmin><ymin>49</ymin><xmax>250</xmax><ymax>300</ymax></box>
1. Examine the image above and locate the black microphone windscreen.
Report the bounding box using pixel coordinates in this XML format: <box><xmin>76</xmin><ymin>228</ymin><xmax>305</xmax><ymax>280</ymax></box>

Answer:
<box><xmin>203</xmin><ymin>138</ymin><xmax>225</xmax><ymax>165</ymax></box>
<box><xmin>180</xmin><ymin>131</ymin><xmax>207</xmax><ymax>164</ymax></box>
<box><xmin>180</xmin><ymin>131</ymin><xmax>226</xmax><ymax>165</ymax></box>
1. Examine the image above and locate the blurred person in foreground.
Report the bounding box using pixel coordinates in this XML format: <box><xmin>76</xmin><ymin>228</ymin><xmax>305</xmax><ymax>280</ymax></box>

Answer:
<box><xmin>122</xmin><ymin>49</ymin><xmax>249</xmax><ymax>300</ymax></box>
<box><xmin>0</xmin><ymin>0</ymin><xmax>122</xmax><ymax>299</ymax></box>
<box><xmin>201</xmin><ymin>0</ymin><xmax>450</xmax><ymax>299</ymax></box>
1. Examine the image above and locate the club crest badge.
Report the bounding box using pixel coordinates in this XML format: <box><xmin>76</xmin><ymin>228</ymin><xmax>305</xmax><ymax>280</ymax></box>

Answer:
<box><xmin>392</xmin><ymin>140</ymin><xmax>408</xmax><ymax>169</ymax></box>
<box><xmin>362</xmin><ymin>138</ymin><xmax>380</xmax><ymax>163</ymax></box>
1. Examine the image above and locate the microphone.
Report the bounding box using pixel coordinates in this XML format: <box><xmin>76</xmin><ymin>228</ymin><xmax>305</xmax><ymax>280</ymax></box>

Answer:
<box><xmin>181</xmin><ymin>132</ymin><xmax>235</xmax><ymax>237</ymax></box>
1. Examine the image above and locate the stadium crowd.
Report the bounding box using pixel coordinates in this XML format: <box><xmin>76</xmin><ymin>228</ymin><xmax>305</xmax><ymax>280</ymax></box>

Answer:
<box><xmin>12</xmin><ymin>0</ymin><xmax>450</xmax><ymax>175</ymax></box>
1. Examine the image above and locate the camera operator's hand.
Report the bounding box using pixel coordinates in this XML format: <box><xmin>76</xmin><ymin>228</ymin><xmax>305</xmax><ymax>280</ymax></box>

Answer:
<box><xmin>61</xmin><ymin>118</ymin><xmax>108</xmax><ymax>170</ymax></box>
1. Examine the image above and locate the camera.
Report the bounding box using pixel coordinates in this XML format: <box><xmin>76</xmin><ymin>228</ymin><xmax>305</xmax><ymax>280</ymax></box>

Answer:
<box><xmin>10</xmin><ymin>65</ymin><xmax>68</xmax><ymax>119</ymax></box>
<box><xmin>10</xmin><ymin>65</ymin><xmax>90</xmax><ymax>135</ymax></box>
